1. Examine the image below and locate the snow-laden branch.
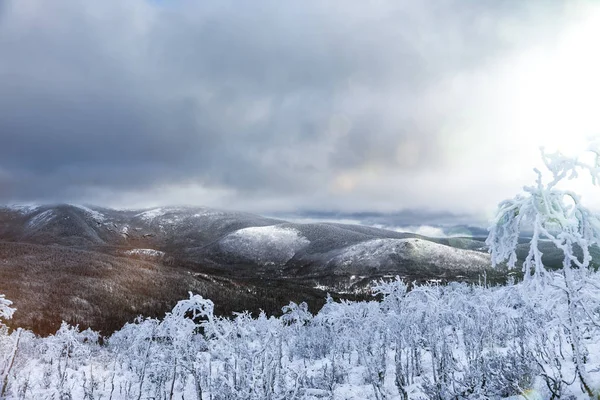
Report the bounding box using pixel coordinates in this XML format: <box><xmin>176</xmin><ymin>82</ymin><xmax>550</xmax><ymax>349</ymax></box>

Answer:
<box><xmin>486</xmin><ymin>146</ymin><xmax>600</xmax><ymax>279</ymax></box>
<box><xmin>0</xmin><ymin>294</ymin><xmax>15</xmax><ymax>322</ymax></box>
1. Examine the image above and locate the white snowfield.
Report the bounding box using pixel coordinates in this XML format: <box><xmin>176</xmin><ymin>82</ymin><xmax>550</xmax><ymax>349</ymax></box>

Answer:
<box><xmin>220</xmin><ymin>225</ymin><xmax>310</xmax><ymax>265</ymax></box>
<box><xmin>331</xmin><ymin>238</ymin><xmax>490</xmax><ymax>270</ymax></box>
<box><xmin>124</xmin><ymin>248</ymin><xmax>165</xmax><ymax>257</ymax></box>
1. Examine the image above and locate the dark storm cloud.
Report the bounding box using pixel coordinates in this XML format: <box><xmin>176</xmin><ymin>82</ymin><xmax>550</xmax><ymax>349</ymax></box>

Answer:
<box><xmin>0</xmin><ymin>0</ymin><xmax>578</xmax><ymax>214</ymax></box>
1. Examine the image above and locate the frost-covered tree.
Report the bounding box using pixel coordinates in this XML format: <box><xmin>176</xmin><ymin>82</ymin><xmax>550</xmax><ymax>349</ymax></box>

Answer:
<box><xmin>0</xmin><ymin>294</ymin><xmax>16</xmax><ymax>397</ymax></box>
<box><xmin>486</xmin><ymin>144</ymin><xmax>600</xmax><ymax>279</ymax></box>
<box><xmin>39</xmin><ymin>322</ymin><xmax>99</xmax><ymax>399</ymax></box>
<box><xmin>159</xmin><ymin>293</ymin><xmax>213</xmax><ymax>400</ymax></box>
<box><xmin>0</xmin><ymin>295</ymin><xmax>15</xmax><ymax>323</ymax></box>
<box><xmin>486</xmin><ymin>143</ymin><xmax>600</xmax><ymax>396</ymax></box>
<box><xmin>109</xmin><ymin>316</ymin><xmax>160</xmax><ymax>399</ymax></box>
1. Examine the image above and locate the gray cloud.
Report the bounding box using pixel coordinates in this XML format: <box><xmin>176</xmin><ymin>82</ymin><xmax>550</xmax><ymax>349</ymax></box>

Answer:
<box><xmin>1</xmin><ymin>0</ymin><xmax>597</xmax><ymax>221</ymax></box>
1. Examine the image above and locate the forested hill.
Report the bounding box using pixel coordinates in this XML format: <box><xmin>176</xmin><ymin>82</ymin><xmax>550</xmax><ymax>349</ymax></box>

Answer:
<box><xmin>0</xmin><ymin>204</ymin><xmax>503</xmax><ymax>334</ymax></box>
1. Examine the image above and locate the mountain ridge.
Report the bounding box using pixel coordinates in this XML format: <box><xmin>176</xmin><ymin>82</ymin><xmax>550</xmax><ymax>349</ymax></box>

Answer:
<box><xmin>0</xmin><ymin>203</ymin><xmax>499</xmax><ymax>334</ymax></box>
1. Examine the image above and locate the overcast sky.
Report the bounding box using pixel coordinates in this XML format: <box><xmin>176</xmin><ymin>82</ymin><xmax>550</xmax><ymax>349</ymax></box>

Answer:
<box><xmin>1</xmin><ymin>0</ymin><xmax>599</xmax><ymax>225</ymax></box>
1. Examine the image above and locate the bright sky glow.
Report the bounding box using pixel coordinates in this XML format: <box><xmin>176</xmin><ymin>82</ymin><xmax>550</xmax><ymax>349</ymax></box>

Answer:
<box><xmin>508</xmin><ymin>7</ymin><xmax>600</xmax><ymax>157</ymax></box>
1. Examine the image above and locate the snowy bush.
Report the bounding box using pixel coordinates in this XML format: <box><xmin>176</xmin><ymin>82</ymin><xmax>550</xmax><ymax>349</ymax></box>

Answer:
<box><xmin>0</xmin><ymin>272</ymin><xmax>599</xmax><ymax>399</ymax></box>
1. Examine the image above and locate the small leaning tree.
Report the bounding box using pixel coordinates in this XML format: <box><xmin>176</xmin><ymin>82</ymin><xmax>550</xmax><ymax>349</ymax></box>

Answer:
<box><xmin>0</xmin><ymin>294</ymin><xmax>16</xmax><ymax>397</ymax></box>
<box><xmin>486</xmin><ymin>143</ymin><xmax>600</xmax><ymax>396</ymax></box>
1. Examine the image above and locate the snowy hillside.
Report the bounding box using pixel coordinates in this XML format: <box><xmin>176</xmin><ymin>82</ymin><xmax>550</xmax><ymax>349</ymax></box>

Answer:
<box><xmin>219</xmin><ymin>225</ymin><xmax>310</xmax><ymax>265</ymax></box>
<box><xmin>0</xmin><ymin>203</ymin><xmax>504</xmax><ymax>333</ymax></box>
<box><xmin>26</xmin><ymin>209</ymin><xmax>55</xmax><ymax>229</ymax></box>
<box><xmin>0</xmin><ymin>204</ymin><xmax>494</xmax><ymax>280</ymax></box>
<box><xmin>69</xmin><ymin>204</ymin><xmax>106</xmax><ymax>222</ymax></box>
<box><xmin>328</xmin><ymin>238</ymin><xmax>490</xmax><ymax>272</ymax></box>
<box><xmin>1</xmin><ymin>204</ymin><xmax>39</xmax><ymax>214</ymax></box>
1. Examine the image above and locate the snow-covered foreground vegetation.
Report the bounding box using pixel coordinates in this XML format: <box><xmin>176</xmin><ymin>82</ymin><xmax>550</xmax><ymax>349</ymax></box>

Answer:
<box><xmin>0</xmin><ymin>142</ymin><xmax>597</xmax><ymax>399</ymax></box>
<box><xmin>1</xmin><ymin>274</ymin><xmax>600</xmax><ymax>399</ymax></box>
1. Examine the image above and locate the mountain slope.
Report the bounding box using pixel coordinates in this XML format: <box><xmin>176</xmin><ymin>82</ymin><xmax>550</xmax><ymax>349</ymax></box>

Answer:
<box><xmin>0</xmin><ymin>204</ymin><xmax>498</xmax><ymax>334</ymax></box>
<box><xmin>0</xmin><ymin>204</ymin><xmax>491</xmax><ymax>278</ymax></box>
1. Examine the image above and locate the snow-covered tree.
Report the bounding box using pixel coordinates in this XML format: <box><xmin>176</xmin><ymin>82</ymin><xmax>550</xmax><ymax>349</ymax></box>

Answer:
<box><xmin>158</xmin><ymin>293</ymin><xmax>213</xmax><ymax>400</ymax></box>
<box><xmin>486</xmin><ymin>144</ymin><xmax>600</xmax><ymax>279</ymax></box>
<box><xmin>0</xmin><ymin>294</ymin><xmax>17</xmax><ymax>397</ymax></box>
<box><xmin>0</xmin><ymin>295</ymin><xmax>15</xmax><ymax>323</ymax></box>
<box><xmin>486</xmin><ymin>143</ymin><xmax>600</xmax><ymax>396</ymax></box>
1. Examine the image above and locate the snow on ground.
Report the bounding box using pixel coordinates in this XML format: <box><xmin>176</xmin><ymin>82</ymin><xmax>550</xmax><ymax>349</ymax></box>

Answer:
<box><xmin>135</xmin><ymin>207</ymin><xmax>167</xmax><ymax>221</ymax></box>
<box><xmin>331</xmin><ymin>238</ymin><xmax>490</xmax><ymax>270</ymax></box>
<box><xmin>124</xmin><ymin>248</ymin><xmax>165</xmax><ymax>257</ymax></box>
<box><xmin>135</xmin><ymin>207</ymin><xmax>190</xmax><ymax>229</ymax></box>
<box><xmin>401</xmin><ymin>238</ymin><xmax>490</xmax><ymax>269</ymax></box>
<box><xmin>2</xmin><ymin>275</ymin><xmax>600</xmax><ymax>399</ymax></box>
<box><xmin>220</xmin><ymin>225</ymin><xmax>310</xmax><ymax>265</ymax></box>
<box><xmin>69</xmin><ymin>204</ymin><xmax>106</xmax><ymax>222</ymax></box>
<box><xmin>3</xmin><ymin>204</ymin><xmax>39</xmax><ymax>214</ymax></box>
<box><xmin>193</xmin><ymin>209</ymin><xmax>225</xmax><ymax>218</ymax></box>
<box><xmin>135</xmin><ymin>206</ymin><xmax>220</xmax><ymax>226</ymax></box>
<box><xmin>26</xmin><ymin>210</ymin><xmax>54</xmax><ymax>228</ymax></box>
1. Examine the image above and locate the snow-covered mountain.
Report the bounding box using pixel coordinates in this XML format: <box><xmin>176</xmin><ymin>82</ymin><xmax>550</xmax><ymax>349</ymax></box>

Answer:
<box><xmin>0</xmin><ymin>203</ymin><xmax>504</xmax><ymax>334</ymax></box>
<box><xmin>219</xmin><ymin>226</ymin><xmax>310</xmax><ymax>266</ymax></box>
<box><xmin>327</xmin><ymin>238</ymin><xmax>490</xmax><ymax>273</ymax></box>
<box><xmin>0</xmin><ymin>203</ymin><xmax>498</xmax><ymax>280</ymax></box>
